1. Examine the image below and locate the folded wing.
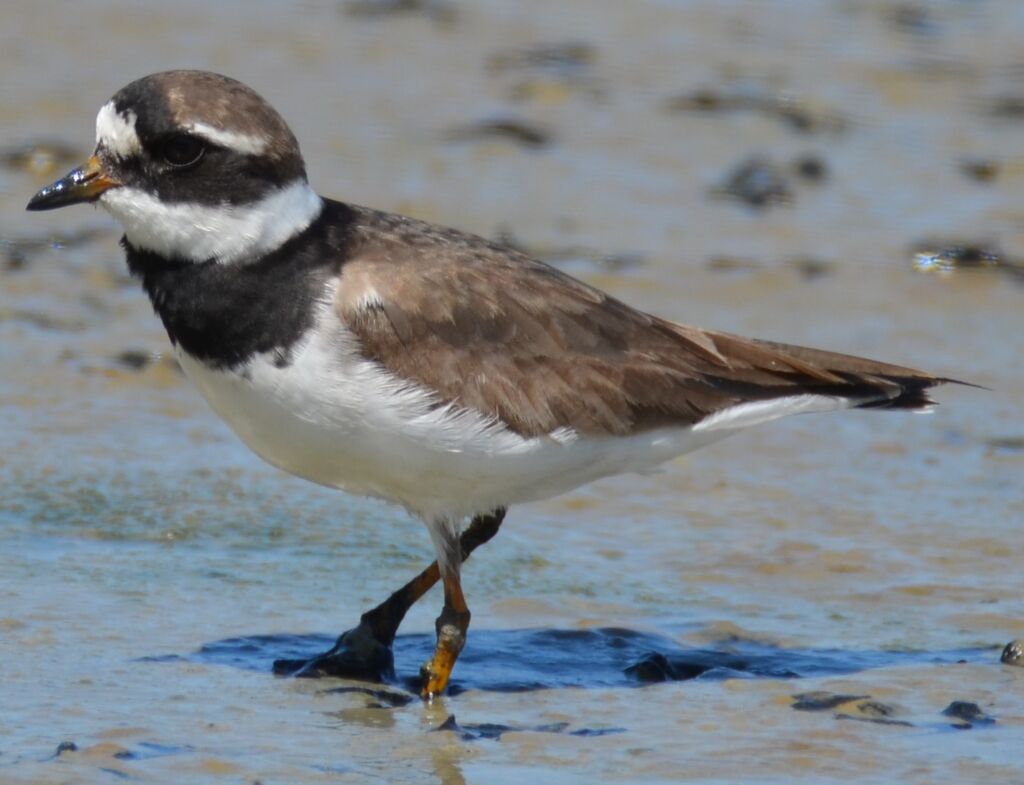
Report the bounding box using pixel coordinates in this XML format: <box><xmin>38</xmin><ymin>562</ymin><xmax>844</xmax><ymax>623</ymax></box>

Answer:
<box><xmin>335</xmin><ymin>207</ymin><xmax>951</xmax><ymax>438</ymax></box>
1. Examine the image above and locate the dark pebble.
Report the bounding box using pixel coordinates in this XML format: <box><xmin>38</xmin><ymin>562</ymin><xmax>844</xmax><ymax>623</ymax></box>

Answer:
<box><xmin>445</xmin><ymin>119</ymin><xmax>552</xmax><ymax>149</ymax></box>
<box><xmin>344</xmin><ymin>0</ymin><xmax>457</xmax><ymax>23</ymax></box>
<box><xmin>835</xmin><ymin>712</ymin><xmax>914</xmax><ymax>727</ymax></box>
<box><xmin>986</xmin><ymin>437</ymin><xmax>1024</xmax><ymax>452</ymax></box>
<box><xmin>487</xmin><ymin>41</ymin><xmax>595</xmax><ymax>74</ymax></box>
<box><xmin>885</xmin><ymin>3</ymin><xmax>937</xmax><ymax>35</ymax></box>
<box><xmin>714</xmin><ymin>157</ymin><xmax>793</xmax><ymax>209</ymax></box>
<box><xmin>1001</xmin><ymin>639</ymin><xmax>1024</xmax><ymax>666</ymax></box>
<box><xmin>987</xmin><ymin>96</ymin><xmax>1024</xmax><ymax>119</ymax></box>
<box><xmin>434</xmin><ymin>714</ymin><xmax>621</xmax><ymax>742</ymax></box>
<box><xmin>665</xmin><ymin>88</ymin><xmax>730</xmax><ymax>112</ymax></box>
<box><xmin>322</xmin><ymin>685</ymin><xmax>414</xmax><ymax>708</ymax></box>
<box><xmin>959</xmin><ymin>158</ymin><xmax>1000</xmax><ymax>183</ymax></box>
<box><xmin>624</xmin><ymin>652</ymin><xmax>678</xmax><ymax>682</ymax></box>
<box><xmin>790</xmin><ymin>257</ymin><xmax>833</xmax><ymax>280</ymax></box>
<box><xmin>3</xmin><ymin>244</ymin><xmax>28</xmax><ymax>271</ymax></box>
<box><xmin>937</xmin><ymin>704</ymin><xmax>987</xmax><ymax>720</ymax></box>
<box><xmin>706</xmin><ymin>256</ymin><xmax>760</xmax><ymax>273</ymax></box>
<box><xmin>791</xmin><ymin>691</ymin><xmax>869</xmax><ymax>711</ymax></box>
<box><xmin>941</xmin><ymin>700</ymin><xmax>994</xmax><ymax>729</ymax></box>
<box><xmin>911</xmin><ymin>240</ymin><xmax>1024</xmax><ymax>279</ymax></box>
<box><xmin>793</xmin><ymin>154</ymin><xmax>828</xmax><ymax>182</ymax></box>
<box><xmin>665</xmin><ymin>89</ymin><xmax>847</xmax><ymax>134</ymax></box>
<box><xmin>846</xmin><ymin>700</ymin><xmax>900</xmax><ymax>720</ymax></box>
<box><xmin>114</xmin><ymin>349</ymin><xmax>154</xmax><ymax>371</ymax></box>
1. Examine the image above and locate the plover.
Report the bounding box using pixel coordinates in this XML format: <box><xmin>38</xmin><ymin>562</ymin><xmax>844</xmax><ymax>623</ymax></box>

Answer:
<box><xmin>28</xmin><ymin>70</ymin><xmax>959</xmax><ymax>699</ymax></box>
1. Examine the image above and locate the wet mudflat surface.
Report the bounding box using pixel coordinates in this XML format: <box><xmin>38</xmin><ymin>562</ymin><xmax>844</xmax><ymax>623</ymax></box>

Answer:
<box><xmin>1</xmin><ymin>1</ymin><xmax>1023</xmax><ymax>783</ymax></box>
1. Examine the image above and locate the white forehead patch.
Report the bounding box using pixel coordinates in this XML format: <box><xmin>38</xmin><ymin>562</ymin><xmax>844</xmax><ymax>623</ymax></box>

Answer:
<box><xmin>188</xmin><ymin>122</ymin><xmax>268</xmax><ymax>156</ymax></box>
<box><xmin>95</xmin><ymin>101</ymin><xmax>142</xmax><ymax>158</ymax></box>
<box><xmin>99</xmin><ymin>178</ymin><xmax>323</xmax><ymax>264</ymax></box>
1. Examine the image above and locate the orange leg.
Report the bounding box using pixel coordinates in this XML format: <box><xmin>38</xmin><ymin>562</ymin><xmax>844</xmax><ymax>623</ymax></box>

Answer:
<box><xmin>419</xmin><ymin>568</ymin><xmax>472</xmax><ymax>700</ymax></box>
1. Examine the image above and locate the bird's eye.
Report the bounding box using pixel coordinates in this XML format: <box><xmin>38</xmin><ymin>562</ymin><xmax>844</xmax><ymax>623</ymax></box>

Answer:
<box><xmin>160</xmin><ymin>134</ymin><xmax>205</xmax><ymax>168</ymax></box>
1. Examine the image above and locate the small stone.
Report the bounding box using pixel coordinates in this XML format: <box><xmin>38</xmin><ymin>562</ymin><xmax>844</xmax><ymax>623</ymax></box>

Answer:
<box><xmin>114</xmin><ymin>349</ymin><xmax>154</xmax><ymax>371</ymax></box>
<box><xmin>714</xmin><ymin>157</ymin><xmax>793</xmax><ymax>209</ymax></box>
<box><xmin>444</xmin><ymin>118</ymin><xmax>552</xmax><ymax>149</ymax></box>
<box><xmin>624</xmin><ymin>652</ymin><xmax>677</xmax><ymax>682</ymax></box>
<box><xmin>1001</xmin><ymin>639</ymin><xmax>1024</xmax><ymax>666</ymax></box>
<box><xmin>791</xmin><ymin>691</ymin><xmax>868</xmax><ymax>711</ymax></box>
<box><xmin>941</xmin><ymin>700</ymin><xmax>995</xmax><ymax>729</ymax></box>
<box><xmin>960</xmin><ymin>158</ymin><xmax>1000</xmax><ymax>183</ymax></box>
<box><xmin>793</xmin><ymin>154</ymin><xmax>828</xmax><ymax>182</ymax></box>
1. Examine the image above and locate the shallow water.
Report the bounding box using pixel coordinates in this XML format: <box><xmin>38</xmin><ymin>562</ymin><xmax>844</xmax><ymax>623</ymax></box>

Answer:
<box><xmin>1</xmin><ymin>1</ymin><xmax>1023</xmax><ymax>783</ymax></box>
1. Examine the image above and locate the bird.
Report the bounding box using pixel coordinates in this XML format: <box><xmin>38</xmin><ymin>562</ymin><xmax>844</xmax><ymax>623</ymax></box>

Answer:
<box><xmin>27</xmin><ymin>70</ymin><xmax>960</xmax><ymax>700</ymax></box>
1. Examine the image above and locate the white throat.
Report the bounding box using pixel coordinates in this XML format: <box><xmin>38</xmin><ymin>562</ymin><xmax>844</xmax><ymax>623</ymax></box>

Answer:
<box><xmin>99</xmin><ymin>179</ymin><xmax>323</xmax><ymax>264</ymax></box>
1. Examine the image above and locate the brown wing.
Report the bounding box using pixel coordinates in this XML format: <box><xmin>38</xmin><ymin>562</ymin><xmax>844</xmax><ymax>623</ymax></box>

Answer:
<box><xmin>336</xmin><ymin>207</ymin><xmax>947</xmax><ymax>438</ymax></box>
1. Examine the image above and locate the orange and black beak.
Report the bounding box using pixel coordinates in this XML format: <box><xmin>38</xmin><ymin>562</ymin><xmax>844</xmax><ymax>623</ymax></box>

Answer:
<box><xmin>26</xmin><ymin>155</ymin><xmax>120</xmax><ymax>211</ymax></box>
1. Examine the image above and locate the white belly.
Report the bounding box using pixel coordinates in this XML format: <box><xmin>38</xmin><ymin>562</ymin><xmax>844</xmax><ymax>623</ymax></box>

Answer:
<box><xmin>173</xmin><ymin>325</ymin><xmax>734</xmax><ymax>523</ymax></box>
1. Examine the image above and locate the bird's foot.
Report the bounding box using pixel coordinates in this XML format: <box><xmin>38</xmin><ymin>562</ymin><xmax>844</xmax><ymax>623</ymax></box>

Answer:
<box><xmin>272</xmin><ymin>622</ymin><xmax>395</xmax><ymax>682</ymax></box>
<box><xmin>418</xmin><ymin>608</ymin><xmax>470</xmax><ymax>699</ymax></box>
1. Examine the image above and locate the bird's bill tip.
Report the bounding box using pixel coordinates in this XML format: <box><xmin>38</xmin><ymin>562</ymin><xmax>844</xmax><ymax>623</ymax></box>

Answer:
<box><xmin>26</xmin><ymin>155</ymin><xmax>119</xmax><ymax>211</ymax></box>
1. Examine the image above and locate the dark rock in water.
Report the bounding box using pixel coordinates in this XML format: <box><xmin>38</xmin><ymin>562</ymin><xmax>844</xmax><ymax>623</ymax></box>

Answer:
<box><xmin>986</xmin><ymin>96</ymin><xmax>1024</xmax><ymax>119</ymax></box>
<box><xmin>793</xmin><ymin>692</ymin><xmax>911</xmax><ymax>725</ymax></box>
<box><xmin>445</xmin><ymin>118</ymin><xmax>552</xmax><ymax>149</ymax></box>
<box><xmin>985</xmin><ymin>437</ymin><xmax>1024</xmax><ymax>453</ymax></box>
<box><xmin>941</xmin><ymin>700</ymin><xmax>995</xmax><ymax>729</ymax></box>
<box><xmin>487</xmin><ymin>41</ymin><xmax>596</xmax><ymax>74</ymax></box>
<box><xmin>791</xmin><ymin>691</ymin><xmax>869</xmax><ymax>711</ymax></box>
<box><xmin>55</xmin><ymin>741</ymin><xmax>78</xmax><ymax>756</ymax></box>
<box><xmin>713</xmin><ymin>157</ymin><xmax>793</xmax><ymax>209</ymax></box>
<box><xmin>835</xmin><ymin>699</ymin><xmax>913</xmax><ymax>727</ymax></box>
<box><xmin>959</xmin><ymin>158</ymin><xmax>1000</xmax><ymax>183</ymax></box>
<box><xmin>789</xmin><ymin>257</ymin><xmax>833</xmax><ymax>280</ymax></box>
<box><xmin>343</xmin><ymin>0</ymin><xmax>457</xmax><ymax>23</ymax></box>
<box><xmin>911</xmin><ymin>240</ymin><xmax>1024</xmax><ymax>281</ymax></box>
<box><xmin>884</xmin><ymin>2</ymin><xmax>938</xmax><ymax>35</ymax></box>
<box><xmin>1001</xmin><ymin>639</ymin><xmax>1024</xmax><ymax>666</ymax></box>
<box><xmin>433</xmin><ymin>713</ymin><xmax>622</xmax><ymax>742</ymax></box>
<box><xmin>793</xmin><ymin>154</ymin><xmax>828</xmax><ymax>183</ymax></box>
<box><xmin>625</xmin><ymin>652</ymin><xmax>676</xmax><ymax>682</ymax></box>
<box><xmin>434</xmin><ymin>715</ymin><xmax>515</xmax><ymax>741</ymax></box>
<box><xmin>706</xmin><ymin>255</ymin><xmax>761</xmax><ymax>274</ymax></box>
<box><xmin>835</xmin><ymin>713</ymin><xmax>913</xmax><ymax>727</ymax></box>
<box><xmin>114</xmin><ymin>349</ymin><xmax>154</xmax><ymax>371</ymax></box>
<box><xmin>664</xmin><ymin>87</ymin><xmax>847</xmax><ymax>135</ymax></box>
<box><xmin>624</xmin><ymin>651</ymin><xmax>712</xmax><ymax>682</ymax></box>
<box><xmin>322</xmin><ymin>685</ymin><xmax>415</xmax><ymax>708</ymax></box>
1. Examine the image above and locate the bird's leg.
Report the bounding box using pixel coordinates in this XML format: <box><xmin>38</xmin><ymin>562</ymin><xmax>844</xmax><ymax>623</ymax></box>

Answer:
<box><xmin>419</xmin><ymin>566</ymin><xmax>471</xmax><ymax>700</ymax></box>
<box><xmin>273</xmin><ymin>509</ymin><xmax>505</xmax><ymax>682</ymax></box>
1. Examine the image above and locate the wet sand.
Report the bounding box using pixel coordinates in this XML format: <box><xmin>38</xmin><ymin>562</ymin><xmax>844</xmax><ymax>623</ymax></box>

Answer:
<box><xmin>1</xmin><ymin>1</ymin><xmax>1023</xmax><ymax>783</ymax></box>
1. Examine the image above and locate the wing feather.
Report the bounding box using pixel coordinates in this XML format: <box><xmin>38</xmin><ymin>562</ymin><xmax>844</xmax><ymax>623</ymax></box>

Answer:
<box><xmin>334</xmin><ymin>205</ymin><xmax>950</xmax><ymax>437</ymax></box>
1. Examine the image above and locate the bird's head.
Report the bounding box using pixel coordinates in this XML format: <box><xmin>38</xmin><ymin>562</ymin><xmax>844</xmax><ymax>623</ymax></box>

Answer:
<box><xmin>27</xmin><ymin>70</ymin><xmax>322</xmax><ymax>264</ymax></box>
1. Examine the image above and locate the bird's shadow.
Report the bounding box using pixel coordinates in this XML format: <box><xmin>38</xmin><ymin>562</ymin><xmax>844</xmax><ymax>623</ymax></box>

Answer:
<box><xmin>146</xmin><ymin>627</ymin><xmax>992</xmax><ymax>695</ymax></box>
